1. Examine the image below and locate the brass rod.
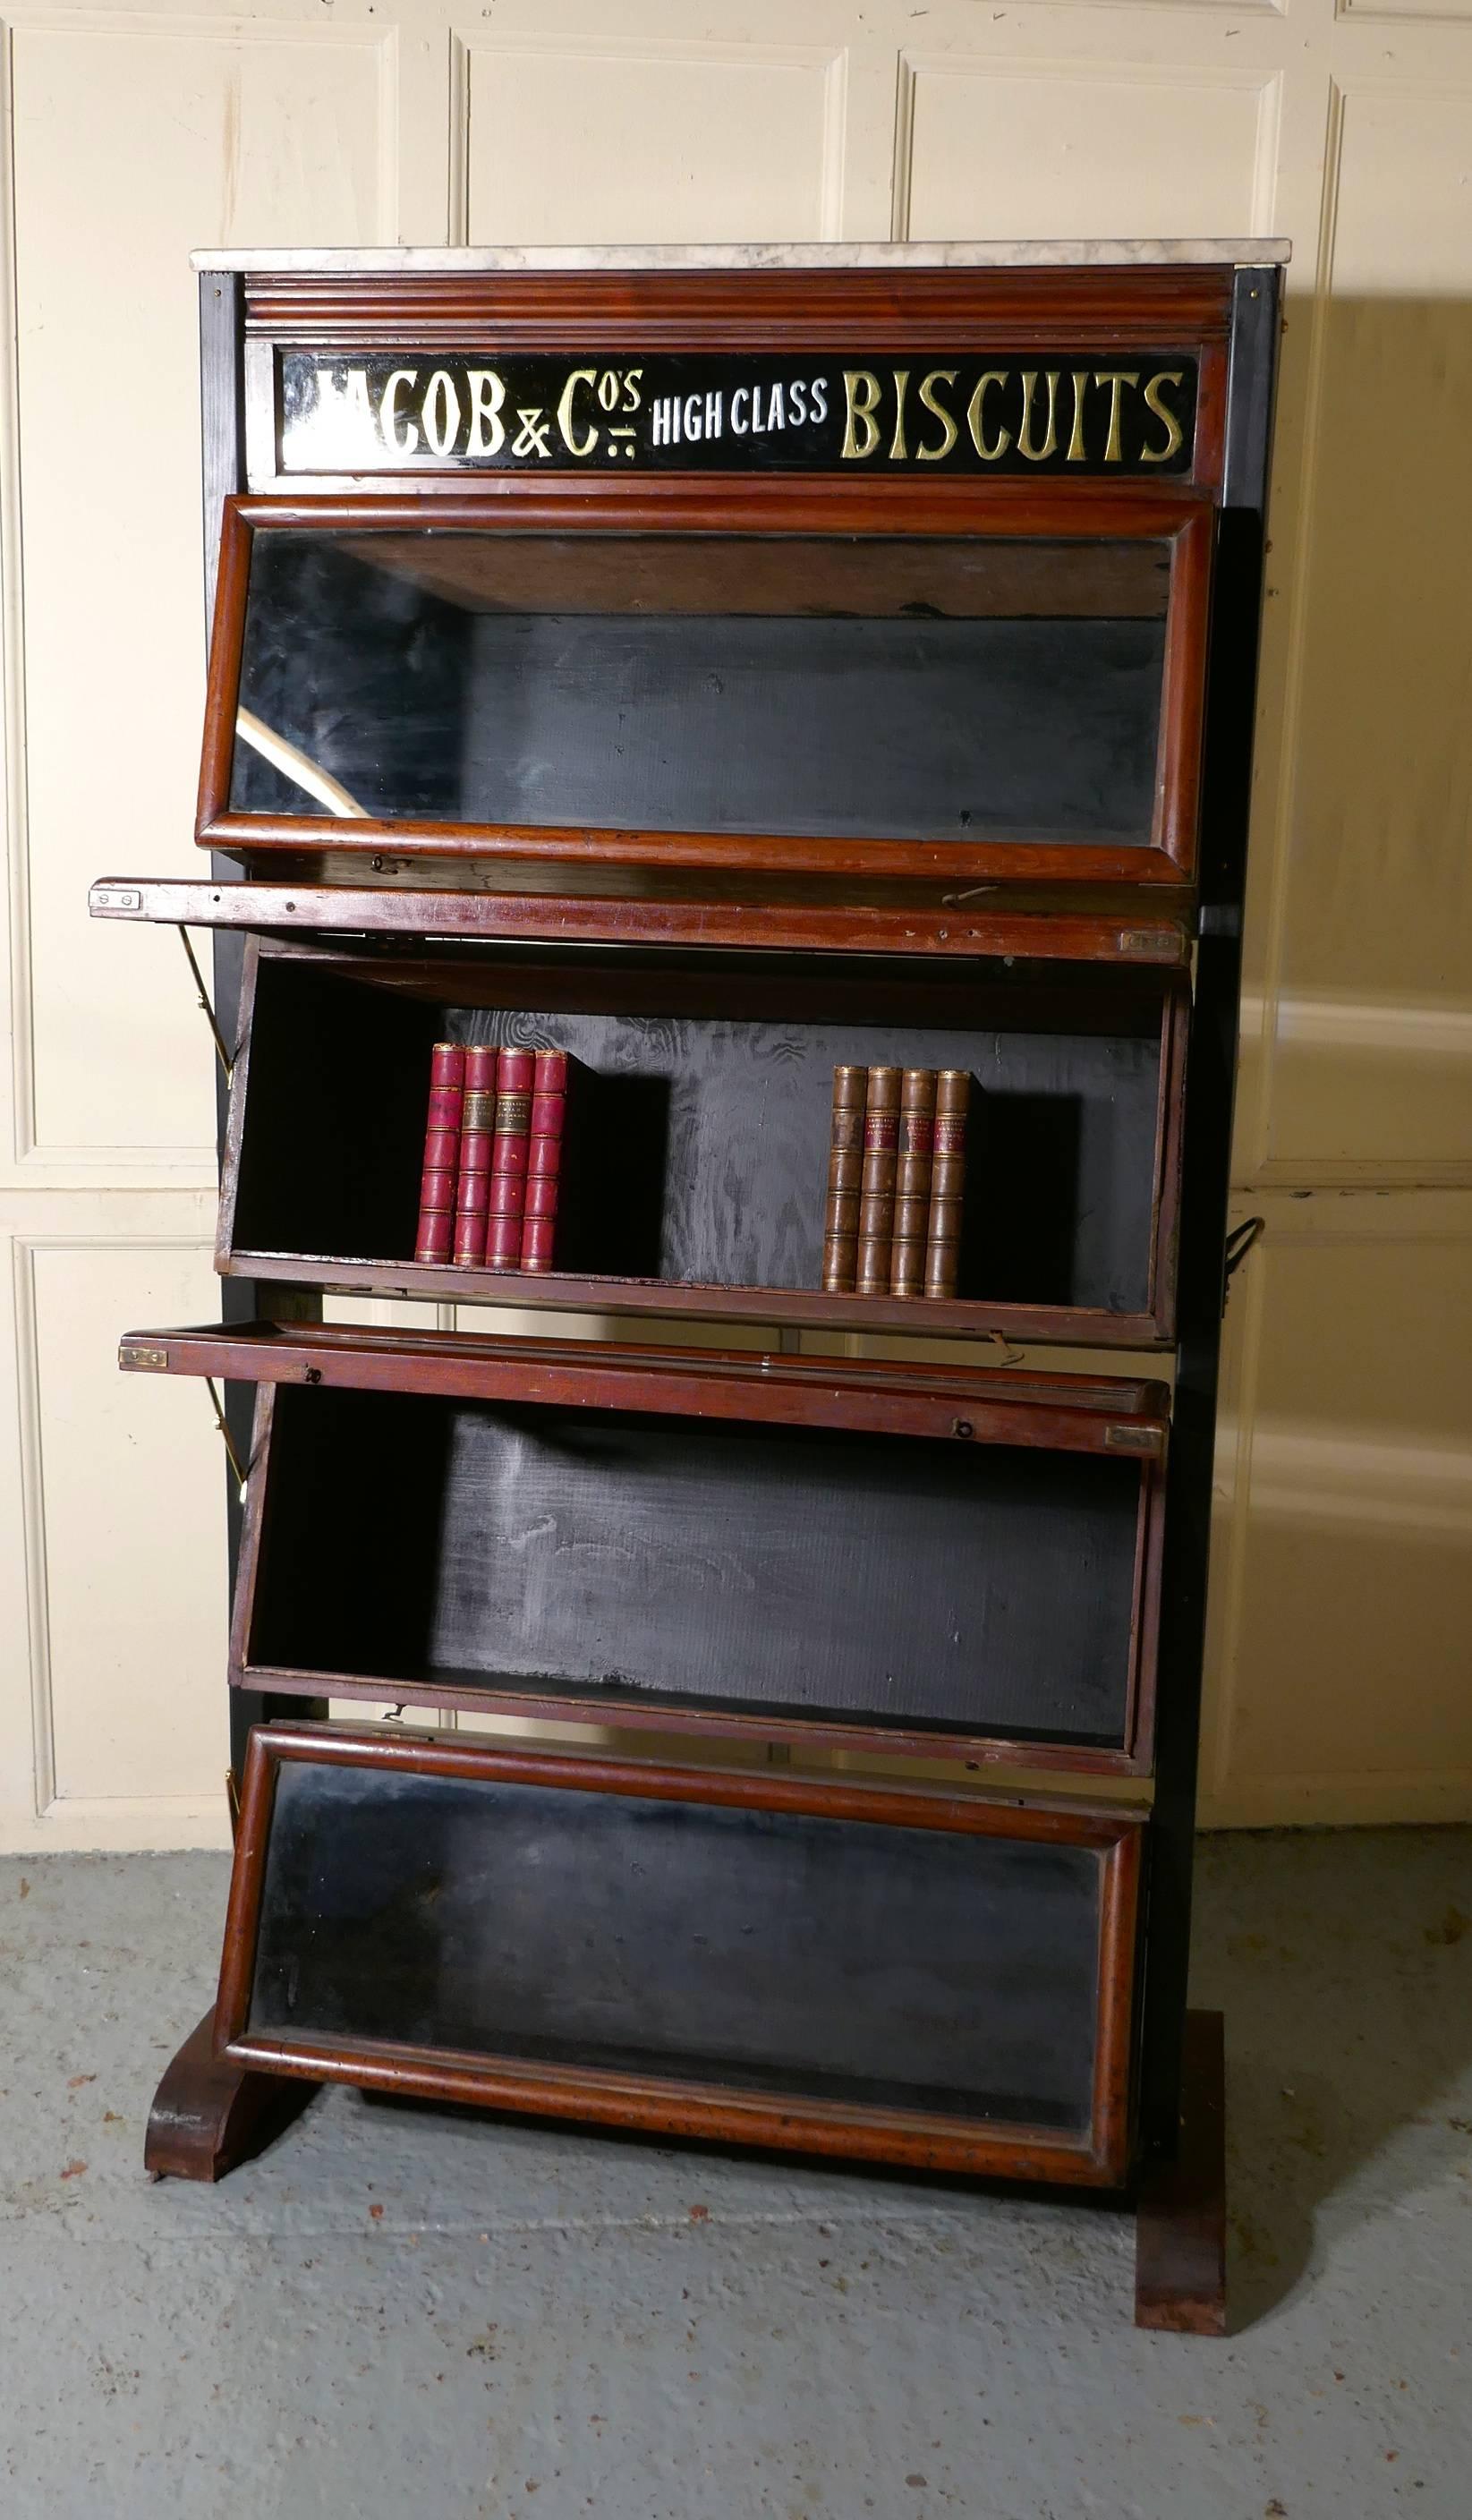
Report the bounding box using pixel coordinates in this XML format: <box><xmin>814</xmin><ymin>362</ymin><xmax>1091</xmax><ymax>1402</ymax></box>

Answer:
<box><xmin>175</xmin><ymin>925</ymin><xmax>234</xmax><ymax>1085</ymax></box>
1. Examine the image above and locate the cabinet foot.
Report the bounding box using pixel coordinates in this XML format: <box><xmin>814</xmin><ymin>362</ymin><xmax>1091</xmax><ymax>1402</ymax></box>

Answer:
<box><xmin>1134</xmin><ymin>2008</ymin><xmax>1227</xmax><ymax>2335</ymax></box>
<box><xmin>145</xmin><ymin>2007</ymin><xmax>317</xmax><ymax>2182</ymax></box>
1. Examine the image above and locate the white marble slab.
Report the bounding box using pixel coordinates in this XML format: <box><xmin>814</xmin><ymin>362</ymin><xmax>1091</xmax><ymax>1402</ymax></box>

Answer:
<box><xmin>192</xmin><ymin>237</ymin><xmax>1289</xmax><ymax>274</ymax></box>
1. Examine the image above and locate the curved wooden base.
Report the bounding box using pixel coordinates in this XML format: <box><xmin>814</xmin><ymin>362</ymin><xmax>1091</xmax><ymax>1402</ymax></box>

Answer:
<box><xmin>145</xmin><ymin>2007</ymin><xmax>318</xmax><ymax>2182</ymax></box>
<box><xmin>1134</xmin><ymin>2008</ymin><xmax>1227</xmax><ymax>2335</ymax></box>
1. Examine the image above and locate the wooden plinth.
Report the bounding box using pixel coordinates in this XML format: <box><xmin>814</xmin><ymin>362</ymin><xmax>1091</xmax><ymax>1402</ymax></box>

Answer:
<box><xmin>145</xmin><ymin>2006</ymin><xmax>317</xmax><ymax>2182</ymax></box>
<box><xmin>1134</xmin><ymin>2007</ymin><xmax>1227</xmax><ymax>2335</ymax></box>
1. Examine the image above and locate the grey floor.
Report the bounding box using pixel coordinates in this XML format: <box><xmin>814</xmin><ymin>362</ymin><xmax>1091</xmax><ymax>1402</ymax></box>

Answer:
<box><xmin>3</xmin><ymin>1830</ymin><xmax>1469</xmax><ymax>2519</ymax></box>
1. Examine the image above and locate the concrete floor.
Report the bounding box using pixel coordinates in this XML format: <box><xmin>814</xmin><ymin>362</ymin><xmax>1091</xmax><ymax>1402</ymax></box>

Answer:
<box><xmin>2</xmin><ymin>1830</ymin><xmax>1469</xmax><ymax>2519</ymax></box>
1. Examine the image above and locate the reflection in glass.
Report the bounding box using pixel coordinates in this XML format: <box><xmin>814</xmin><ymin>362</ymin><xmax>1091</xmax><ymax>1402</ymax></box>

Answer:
<box><xmin>228</xmin><ymin>531</ymin><xmax>1170</xmax><ymax>845</ymax></box>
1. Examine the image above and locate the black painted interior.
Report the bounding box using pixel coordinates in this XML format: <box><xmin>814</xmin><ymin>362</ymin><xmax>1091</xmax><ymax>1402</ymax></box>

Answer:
<box><xmin>247</xmin><ymin>1385</ymin><xmax>1141</xmax><ymax>1748</ymax></box>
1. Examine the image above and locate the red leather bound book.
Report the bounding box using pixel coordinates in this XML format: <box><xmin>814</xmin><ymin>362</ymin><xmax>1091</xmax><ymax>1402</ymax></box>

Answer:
<box><xmin>414</xmin><ymin>1042</ymin><xmax>464</xmax><ymax>1265</ymax></box>
<box><xmin>452</xmin><ymin>1043</ymin><xmax>498</xmax><ymax>1267</ymax></box>
<box><xmin>486</xmin><ymin>1048</ymin><xmax>535</xmax><ymax>1271</ymax></box>
<box><xmin>520</xmin><ymin>1049</ymin><xmax>569</xmax><ymax>1273</ymax></box>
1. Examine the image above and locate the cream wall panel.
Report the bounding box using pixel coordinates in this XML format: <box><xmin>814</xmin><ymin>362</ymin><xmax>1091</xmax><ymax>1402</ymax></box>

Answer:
<box><xmin>901</xmin><ymin>53</ymin><xmax>1278</xmax><ymax>241</ymax></box>
<box><xmin>1201</xmin><ymin>1194</ymin><xmax>1472</xmax><ymax>1826</ymax></box>
<box><xmin>459</xmin><ymin>34</ymin><xmax>845</xmax><ymax>246</ymax></box>
<box><xmin>4</xmin><ymin>1230</ymin><xmax>228</xmax><ymax>1847</ymax></box>
<box><xmin>1257</xmin><ymin>79</ymin><xmax>1472</xmax><ymax>1179</ymax></box>
<box><xmin>6</xmin><ymin>17</ymin><xmax>392</xmax><ymax>1171</ymax></box>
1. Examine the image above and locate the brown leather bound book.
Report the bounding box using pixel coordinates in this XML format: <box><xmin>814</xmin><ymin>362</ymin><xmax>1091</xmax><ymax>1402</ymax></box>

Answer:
<box><xmin>855</xmin><ymin>1067</ymin><xmax>901</xmax><ymax>1296</ymax></box>
<box><xmin>821</xmin><ymin>1065</ymin><xmax>868</xmax><ymax>1294</ymax></box>
<box><xmin>890</xmin><ymin>1068</ymin><xmax>938</xmax><ymax>1297</ymax></box>
<box><xmin>414</xmin><ymin>1042</ymin><xmax>464</xmax><ymax>1265</ymax></box>
<box><xmin>452</xmin><ymin>1043</ymin><xmax>499</xmax><ymax>1266</ymax></box>
<box><xmin>486</xmin><ymin>1048</ymin><xmax>535</xmax><ymax>1272</ymax></box>
<box><xmin>520</xmin><ymin>1049</ymin><xmax>569</xmax><ymax>1273</ymax></box>
<box><xmin>924</xmin><ymin>1069</ymin><xmax>972</xmax><ymax>1298</ymax></box>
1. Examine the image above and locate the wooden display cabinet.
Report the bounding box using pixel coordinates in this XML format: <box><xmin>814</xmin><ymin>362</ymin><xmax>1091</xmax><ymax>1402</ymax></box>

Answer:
<box><xmin>96</xmin><ymin>242</ymin><xmax>1284</xmax><ymax>2337</ymax></box>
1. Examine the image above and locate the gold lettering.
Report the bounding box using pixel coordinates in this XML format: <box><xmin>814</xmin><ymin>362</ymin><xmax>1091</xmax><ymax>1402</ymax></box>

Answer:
<box><xmin>889</xmin><ymin>368</ymin><xmax>911</xmax><ymax>462</ymax></box>
<box><xmin>464</xmin><ymin>370</ymin><xmax>506</xmax><ymax>457</ymax></box>
<box><xmin>1140</xmin><ymin>369</ymin><xmax>1185</xmax><ymax>464</ymax></box>
<box><xmin>1093</xmin><ymin>370</ymin><xmax>1139</xmax><ymax>464</ymax></box>
<box><xmin>422</xmin><ymin>370</ymin><xmax>461</xmax><ymax>457</ymax></box>
<box><xmin>380</xmin><ymin>369</ymin><xmax>419</xmax><ymax>455</ymax></box>
<box><xmin>557</xmin><ymin>368</ymin><xmax>599</xmax><ymax>458</ymax></box>
<box><xmin>1068</xmin><ymin>370</ymin><xmax>1089</xmax><ymax>464</ymax></box>
<box><xmin>1017</xmin><ymin>370</ymin><xmax>1060</xmax><ymax>463</ymax></box>
<box><xmin>966</xmin><ymin>370</ymin><xmax>1011</xmax><ymax>462</ymax></box>
<box><xmin>842</xmin><ymin>369</ymin><xmax>883</xmax><ymax>461</ymax></box>
<box><xmin>915</xmin><ymin>369</ymin><xmax>958</xmax><ymax>463</ymax></box>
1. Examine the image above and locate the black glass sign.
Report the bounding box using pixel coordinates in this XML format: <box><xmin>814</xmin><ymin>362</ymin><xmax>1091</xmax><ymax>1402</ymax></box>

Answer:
<box><xmin>279</xmin><ymin>349</ymin><xmax>1197</xmax><ymax>476</ymax></box>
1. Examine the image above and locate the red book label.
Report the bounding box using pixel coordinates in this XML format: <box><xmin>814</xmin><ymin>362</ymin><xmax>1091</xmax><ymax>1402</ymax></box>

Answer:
<box><xmin>453</xmin><ymin>1213</ymin><xmax>488</xmax><ymax>1266</ymax></box>
<box><xmin>863</xmin><ymin>1112</ymin><xmax>898</xmax><ymax>1151</ymax></box>
<box><xmin>523</xmin><ymin>1172</ymin><xmax>560</xmax><ymax>1221</ymax></box>
<box><xmin>488</xmin><ymin>1172</ymin><xmax>526</xmax><ymax>1218</ymax></box>
<box><xmin>932</xmin><ymin>1116</ymin><xmax>967</xmax><ymax>1154</ymax></box>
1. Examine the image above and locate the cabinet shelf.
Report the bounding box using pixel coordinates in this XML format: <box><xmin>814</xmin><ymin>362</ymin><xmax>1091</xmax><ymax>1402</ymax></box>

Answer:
<box><xmin>218</xmin><ymin>936</ymin><xmax>1187</xmax><ymax>1347</ymax></box>
<box><xmin>122</xmin><ymin>1318</ymin><xmax>1168</xmax><ymax>1778</ymax></box>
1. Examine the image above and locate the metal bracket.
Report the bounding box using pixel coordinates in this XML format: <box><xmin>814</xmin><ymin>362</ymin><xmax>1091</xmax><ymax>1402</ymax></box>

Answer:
<box><xmin>176</xmin><ymin>925</ymin><xmax>234</xmax><ymax>1085</ymax></box>
<box><xmin>1222</xmin><ymin>1215</ymin><xmax>1264</xmax><ymax>1311</ymax></box>
<box><xmin>204</xmin><ymin>1375</ymin><xmax>248</xmax><ymax>1498</ymax></box>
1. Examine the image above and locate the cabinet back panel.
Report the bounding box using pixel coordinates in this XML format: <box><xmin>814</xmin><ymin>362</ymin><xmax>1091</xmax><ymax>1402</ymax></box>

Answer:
<box><xmin>250</xmin><ymin>1388</ymin><xmax>1140</xmax><ymax>1748</ymax></box>
<box><xmin>230</xmin><ymin>957</ymin><xmax>1164</xmax><ymax>1315</ymax></box>
<box><xmin>248</xmin><ymin>1759</ymin><xmax>1102</xmax><ymax>2131</ymax></box>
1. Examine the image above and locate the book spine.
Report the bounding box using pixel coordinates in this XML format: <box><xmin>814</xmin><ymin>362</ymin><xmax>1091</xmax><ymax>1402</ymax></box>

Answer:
<box><xmin>452</xmin><ymin>1043</ymin><xmax>498</xmax><ymax>1267</ymax></box>
<box><xmin>486</xmin><ymin>1048</ymin><xmax>535</xmax><ymax>1272</ymax></box>
<box><xmin>890</xmin><ymin>1068</ymin><xmax>937</xmax><ymax>1298</ymax></box>
<box><xmin>924</xmin><ymin>1069</ymin><xmax>972</xmax><ymax>1298</ymax></box>
<box><xmin>414</xmin><ymin>1042</ymin><xmax>464</xmax><ymax>1265</ymax></box>
<box><xmin>821</xmin><ymin>1065</ymin><xmax>868</xmax><ymax>1294</ymax></box>
<box><xmin>520</xmin><ymin>1049</ymin><xmax>568</xmax><ymax>1274</ymax></box>
<box><xmin>855</xmin><ymin>1067</ymin><xmax>901</xmax><ymax>1297</ymax></box>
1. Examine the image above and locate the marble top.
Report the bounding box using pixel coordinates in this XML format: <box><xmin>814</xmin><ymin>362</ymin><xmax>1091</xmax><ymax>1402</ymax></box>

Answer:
<box><xmin>192</xmin><ymin>238</ymin><xmax>1289</xmax><ymax>274</ymax></box>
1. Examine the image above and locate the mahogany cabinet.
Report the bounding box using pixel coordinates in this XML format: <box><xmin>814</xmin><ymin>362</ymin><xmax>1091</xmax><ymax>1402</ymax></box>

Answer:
<box><xmin>95</xmin><ymin>243</ymin><xmax>1284</xmax><ymax>2337</ymax></box>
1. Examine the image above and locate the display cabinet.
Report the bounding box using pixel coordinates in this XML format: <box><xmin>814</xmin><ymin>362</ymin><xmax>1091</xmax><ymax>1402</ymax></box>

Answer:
<box><xmin>96</xmin><ymin>241</ymin><xmax>1284</xmax><ymax>2335</ymax></box>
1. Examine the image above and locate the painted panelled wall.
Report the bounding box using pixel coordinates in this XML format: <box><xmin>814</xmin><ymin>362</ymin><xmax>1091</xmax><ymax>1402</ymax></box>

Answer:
<box><xmin>1</xmin><ymin>0</ymin><xmax>1468</xmax><ymax>1851</ymax></box>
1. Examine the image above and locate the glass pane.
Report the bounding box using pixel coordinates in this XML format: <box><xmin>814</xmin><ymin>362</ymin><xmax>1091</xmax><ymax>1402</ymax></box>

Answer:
<box><xmin>227</xmin><ymin>530</ymin><xmax>1170</xmax><ymax>847</ymax></box>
